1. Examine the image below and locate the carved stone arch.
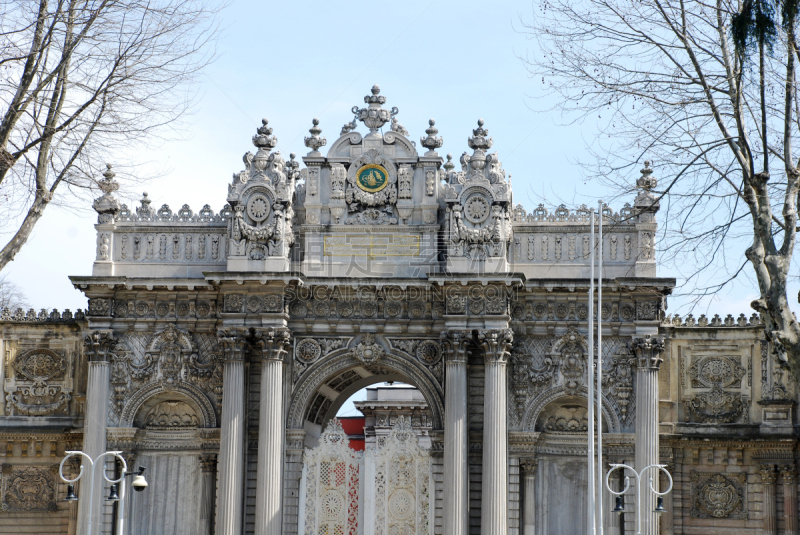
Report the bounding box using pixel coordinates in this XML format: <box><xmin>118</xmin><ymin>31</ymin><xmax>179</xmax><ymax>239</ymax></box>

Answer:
<box><xmin>119</xmin><ymin>381</ymin><xmax>217</xmax><ymax>428</ymax></box>
<box><xmin>521</xmin><ymin>386</ymin><xmax>622</xmax><ymax>433</ymax></box>
<box><xmin>287</xmin><ymin>349</ymin><xmax>445</xmax><ymax>432</ymax></box>
<box><xmin>326</xmin><ymin>132</ymin><xmax>363</xmax><ymax>158</ymax></box>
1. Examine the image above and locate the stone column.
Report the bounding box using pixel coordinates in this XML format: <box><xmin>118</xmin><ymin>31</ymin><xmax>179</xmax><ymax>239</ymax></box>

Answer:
<box><xmin>632</xmin><ymin>335</ymin><xmax>664</xmax><ymax>535</ymax></box>
<box><xmin>762</xmin><ymin>465</ymin><xmax>778</xmax><ymax>535</ymax></box>
<box><xmin>254</xmin><ymin>328</ymin><xmax>292</xmax><ymax>535</ymax></box>
<box><xmin>216</xmin><ymin>329</ymin><xmax>248</xmax><ymax>535</ymax></box>
<box><xmin>442</xmin><ymin>331</ymin><xmax>470</xmax><ymax>535</ymax></box>
<box><xmin>782</xmin><ymin>465</ymin><xmax>798</xmax><ymax>535</ymax></box>
<box><xmin>479</xmin><ymin>329</ymin><xmax>513</xmax><ymax>535</ymax></box>
<box><xmin>78</xmin><ymin>331</ymin><xmax>114</xmax><ymax>535</ymax></box>
<box><xmin>199</xmin><ymin>453</ymin><xmax>218</xmax><ymax>535</ymax></box>
<box><xmin>519</xmin><ymin>459</ymin><xmax>538</xmax><ymax>535</ymax></box>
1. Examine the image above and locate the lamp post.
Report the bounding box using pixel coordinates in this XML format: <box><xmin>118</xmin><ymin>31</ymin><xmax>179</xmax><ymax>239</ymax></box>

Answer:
<box><xmin>604</xmin><ymin>463</ymin><xmax>672</xmax><ymax>535</ymax></box>
<box><xmin>59</xmin><ymin>450</ymin><xmax>148</xmax><ymax>535</ymax></box>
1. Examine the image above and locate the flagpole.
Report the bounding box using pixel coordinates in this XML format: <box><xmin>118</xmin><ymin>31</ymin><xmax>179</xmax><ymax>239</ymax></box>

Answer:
<box><xmin>596</xmin><ymin>201</ymin><xmax>604</xmax><ymax>535</ymax></box>
<box><xmin>588</xmin><ymin>209</ymin><xmax>596</xmax><ymax>535</ymax></box>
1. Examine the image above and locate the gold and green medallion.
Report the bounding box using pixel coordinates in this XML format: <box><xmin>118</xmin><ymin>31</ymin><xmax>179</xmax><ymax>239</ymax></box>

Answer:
<box><xmin>356</xmin><ymin>164</ymin><xmax>389</xmax><ymax>193</ymax></box>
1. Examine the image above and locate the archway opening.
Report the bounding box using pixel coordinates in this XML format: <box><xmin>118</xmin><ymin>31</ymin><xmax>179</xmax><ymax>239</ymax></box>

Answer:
<box><xmin>301</xmin><ymin>367</ymin><xmax>435</xmax><ymax>449</ymax></box>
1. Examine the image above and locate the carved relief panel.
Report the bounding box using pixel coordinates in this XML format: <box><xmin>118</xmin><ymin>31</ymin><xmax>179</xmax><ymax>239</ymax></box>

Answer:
<box><xmin>1</xmin><ymin>465</ymin><xmax>58</xmax><ymax>512</ymax></box>
<box><xmin>108</xmin><ymin>325</ymin><xmax>223</xmax><ymax>426</ymax></box>
<box><xmin>4</xmin><ymin>348</ymin><xmax>73</xmax><ymax>417</ymax></box>
<box><xmin>679</xmin><ymin>343</ymin><xmax>752</xmax><ymax>424</ymax></box>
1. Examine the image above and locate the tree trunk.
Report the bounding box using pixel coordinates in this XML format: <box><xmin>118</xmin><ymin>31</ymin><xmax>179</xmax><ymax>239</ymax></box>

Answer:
<box><xmin>0</xmin><ymin>190</ymin><xmax>52</xmax><ymax>271</ymax></box>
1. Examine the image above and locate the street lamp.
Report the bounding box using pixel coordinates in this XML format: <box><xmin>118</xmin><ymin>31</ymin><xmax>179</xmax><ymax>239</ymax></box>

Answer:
<box><xmin>604</xmin><ymin>463</ymin><xmax>673</xmax><ymax>535</ymax></box>
<box><xmin>58</xmin><ymin>450</ymin><xmax>148</xmax><ymax>535</ymax></box>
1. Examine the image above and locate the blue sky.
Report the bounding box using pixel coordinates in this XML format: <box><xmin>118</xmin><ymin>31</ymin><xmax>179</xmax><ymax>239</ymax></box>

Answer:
<box><xmin>1</xmin><ymin>0</ymin><xmax>766</xmax><ymax>318</ymax></box>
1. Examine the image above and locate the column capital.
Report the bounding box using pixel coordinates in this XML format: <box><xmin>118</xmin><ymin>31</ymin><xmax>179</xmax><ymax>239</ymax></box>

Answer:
<box><xmin>84</xmin><ymin>330</ymin><xmax>115</xmax><ymax>362</ymax></box>
<box><xmin>441</xmin><ymin>330</ymin><xmax>471</xmax><ymax>363</ymax></box>
<box><xmin>761</xmin><ymin>464</ymin><xmax>778</xmax><ymax>484</ymax></box>
<box><xmin>478</xmin><ymin>328</ymin><xmax>513</xmax><ymax>365</ymax></box>
<box><xmin>200</xmin><ymin>453</ymin><xmax>218</xmax><ymax>473</ymax></box>
<box><xmin>217</xmin><ymin>328</ymin><xmax>249</xmax><ymax>362</ymax></box>
<box><xmin>631</xmin><ymin>335</ymin><xmax>664</xmax><ymax>370</ymax></box>
<box><xmin>252</xmin><ymin>328</ymin><xmax>292</xmax><ymax>362</ymax></box>
<box><xmin>519</xmin><ymin>458</ymin><xmax>538</xmax><ymax>477</ymax></box>
<box><xmin>780</xmin><ymin>464</ymin><xmax>797</xmax><ymax>484</ymax></box>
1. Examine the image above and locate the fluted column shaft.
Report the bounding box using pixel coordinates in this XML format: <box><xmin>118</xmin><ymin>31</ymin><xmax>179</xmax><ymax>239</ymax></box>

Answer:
<box><xmin>254</xmin><ymin>328</ymin><xmax>291</xmax><ymax>535</ymax></box>
<box><xmin>78</xmin><ymin>332</ymin><xmax>113</xmax><ymax>535</ymax></box>
<box><xmin>443</xmin><ymin>331</ymin><xmax>469</xmax><ymax>535</ymax></box>
<box><xmin>200</xmin><ymin>454</ymin><xmax>217</xmax><ymax>535</ymax></box>
<box><xmin>783</xmin><ymin>466</ymin><xmax>798</xmax><ymax>535</ymax></box>
<box><xmin>520</xmin><ymin>459</ymin><xmax>538</xmax><ymax>535</ymax></box>
<box><xmin>216</xmin><ymin>329</ymin><xmax>248</xmax><ymax>535</ymax></box>
<box><xmin>633</xmin><ymin>336</ymin><xmax>664</xmax><ymax>535</ymax></box>
<box><xmin>480</xmin><ymin>329</ymin><xmax>513</xmax><ymax>535</ymax></box>
<box><xmin>762</xmin><ymin>465</ymin><xmax>778</xmax><ymax>534</ymax></box>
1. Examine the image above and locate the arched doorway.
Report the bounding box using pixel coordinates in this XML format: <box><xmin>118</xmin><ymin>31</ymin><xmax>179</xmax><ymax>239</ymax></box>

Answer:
<box><xmin>285</xmin><ymin>333</ymin><xmax>444</xmax><ymax>535</ymax></box>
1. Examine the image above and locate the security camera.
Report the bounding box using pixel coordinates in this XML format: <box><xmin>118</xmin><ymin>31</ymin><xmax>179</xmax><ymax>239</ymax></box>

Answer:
<box><xmin>131</xmin><ymin>467</ymin><xmax>148</xmax><ymax>492</ymax></box>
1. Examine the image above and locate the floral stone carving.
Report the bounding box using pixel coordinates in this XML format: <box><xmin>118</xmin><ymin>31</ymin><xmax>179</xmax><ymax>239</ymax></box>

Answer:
<box><xmin>1</xmin><ymin>465</ymin><xmax>58</xmax><ymax>512</ymax></box>
<box><xmin>690</xmin><ymin>472</ymin><xmax>746</xmax><ymax>519</ymax></box>
<box><xmin>5</xmin><ymin>349</ymin><xmax>71</xmax><ymax>416</ymax></box>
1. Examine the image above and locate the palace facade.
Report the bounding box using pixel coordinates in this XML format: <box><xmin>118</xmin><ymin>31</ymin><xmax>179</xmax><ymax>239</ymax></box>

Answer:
<box><xmin>0</xmin><ymin>86</ymin><xmax>794</xmax><ymax>535</ymax></box>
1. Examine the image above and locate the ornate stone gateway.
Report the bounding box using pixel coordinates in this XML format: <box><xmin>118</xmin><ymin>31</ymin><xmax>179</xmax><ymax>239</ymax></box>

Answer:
<box><xmin>3</xmin><ymin>85</ymin><xmax>797</xmax><ymax>535</ymax></box>
<box><xmin>300</xmin><ymin>417</ymin><xmax>432</xmax><ymax>535</ymax></box>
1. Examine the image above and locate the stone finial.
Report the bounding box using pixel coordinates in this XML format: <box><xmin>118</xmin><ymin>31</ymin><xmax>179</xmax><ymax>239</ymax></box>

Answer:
<box><xmin>352</xmin><ymin>84</ymin><xmax>398</xmax><ymax>135</ymax></box>
<box><xmin>304</xmin><ymin>118</ymin><xmax>327</xmax><ymax>155</ymax></box>
<box><xmin>92</xmin><ymin>163</ymin><xmax>121</xmax><ymax>220</ymax></box>
<box><xmin>252</xmin><ymin>118</ymin><xmax>278</xmax><ymax>151</ymax></box>
<box><xmin>468</xmin><ymin>119</ymin><xmax>493</xmax><ymax>151</ymax></box>
<box><xmin>637</xmin><ymin>161</ymin><xmax>657</xmax><ymax>191</ymax></box>
<box><xmin>444</xmin><ymin>153</ymin><xmax>455</xmax><ymax>173</ymax></box>
<box><xmin>421</xmin><ymin>119</ymin><xmax>443</xmax><ymax>155</ymax></box>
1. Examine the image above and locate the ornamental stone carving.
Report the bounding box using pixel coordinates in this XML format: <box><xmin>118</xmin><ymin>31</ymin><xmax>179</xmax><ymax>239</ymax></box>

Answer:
<box><xmin>345</xmin><ymin>149</ymin><xmax>398</xmax><ymax>217</ymax></box>
<box><xmin>444</xmin><ymin>119</ymin><xmax>513</xmax><ymax>264</ymax></box>
<box><xmin>352</xmin><ymin>333</ymin><xmax>385</xmax><ymax>365</ymax></box>
<box><xmin>227</xmin><ymin>118</ymin><xmax>296</xmax><ymax>263</ymax></box>
<box><xmin>690</xmin><ymin>472</ymin><xmax>746</xmax><ymax>519</ymax></box>
<box><xmin>143</xmin><ymin>400</ymin><xmax>200</xmax><ymax>428</ymax></box>
<box><xmin>5</xmin><ymin>349</ymin><xmax>72</xmax><ymax>416</ymax></box>
<box><xmin>1</xmin><ymin>465</ymin><xmax>58</xmax><ymax>512</ymax></box>
<box><xmin>110</xmin><ymin>326</ymin><xmax>223</xmax><ymax>426</ymax></box>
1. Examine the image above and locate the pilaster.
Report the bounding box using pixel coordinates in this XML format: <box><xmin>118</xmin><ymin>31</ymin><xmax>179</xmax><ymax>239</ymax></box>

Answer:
<box><xmin>633</xmin><ymin>335</ymin><xmax>664</xmax><ymax>535</ymax></box>
<box><xmin>253</xmin><ymin>328</ymin><xmax>292</xmax><ymax>535</ymax></box>
<box><xmin>479</xmin><ymin>328</ymin><xmax>513</xmax><ymax>535</ymax></box>
<box><xmin>782</xmin><ymin>465</ymin><xmax>798</xmax><ymax>535</ymax></box>
<box><xmin>519</xmin><ymin>459</ymin><xmax>538</xmax><ymax>535</ymax></box>
<box><xmin>442</xmin><ymin>330</ymin><xmax>470</xmax><ymax>535</ymax></box>
<box><xmin>762</xmin><ymin>465</ymin><xmax>778</xmax><ymax>535</ymax></box>
<box><xmin>215</xmin><ymin>328</ymin><xmax>248</xmax><ymax>535</ymax></box>
<box><xmin>200</xmin><ymin>453</ymin><xmax>218</xmax><ymax>535</ymax></box>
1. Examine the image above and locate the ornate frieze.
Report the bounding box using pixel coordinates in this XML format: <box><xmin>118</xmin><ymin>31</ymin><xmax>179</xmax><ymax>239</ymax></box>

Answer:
<box><xmin>690</xmin><ymin>471</ymin><xmax>747</xmax><ymax>519</ymax></box>
<box><xmin>0</xmin><ymin>465</ymin><xmax>58</xmax><ymax>512</ymax></box>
